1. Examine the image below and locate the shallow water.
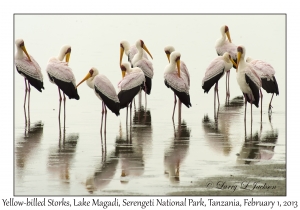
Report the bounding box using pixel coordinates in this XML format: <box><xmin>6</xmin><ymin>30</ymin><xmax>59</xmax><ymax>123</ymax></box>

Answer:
<box><xmin>14</xmin><ymin>15</ymin><xmax>286</xmax><ymax>196</ymax></box>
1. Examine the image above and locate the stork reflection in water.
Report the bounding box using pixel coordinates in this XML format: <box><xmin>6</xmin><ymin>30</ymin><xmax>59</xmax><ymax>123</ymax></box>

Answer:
<box><xmin>202</xmin><ymin>96</ymin><xmax>244</xmax><ymax>155</ymax></box>
<box><xmin>47</xmin><ymin>133</ymin><xmax>79</xmax><ymax>190</ymax></box>
<box><xmin>86</xmin><ymin>132</ymin><xmax>119</xmax><ymax>194</ymax></box>
<box><xmin>237</xmin><ymin>128</ymin><xmax>278</xmax><ymax>165</ymax></box>
<box><xmin>16</xmin><ymin>121</ymin><xmax>44</xmax><ymax>170</ymax></box>
<box><xmin>164</xmin><ymin>120</ymin><xmax>190</xmax><ymax>183</ymax></box>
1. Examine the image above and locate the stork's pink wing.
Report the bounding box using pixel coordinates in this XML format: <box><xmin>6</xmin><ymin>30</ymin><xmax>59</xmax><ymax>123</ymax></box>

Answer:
<box><xmin>202</xmin><ymin>57</ymin><xmax>224</xmax><ymax>85</ymax></box>
<box><xmin>134</xmin><ymin>58</ymin><xmax>153</xmax><ymax>79</ymax></box>
<box><xmin>15</xmin><ymin>55</ymin><xmax>43</xmax><ymax>81</ymax></box>
<box><xmin>180</xmin><ymin>60</ymin><xmax>190</xmax><ymax>86</ymax></box>
<box><xmin>250</xmin><ymin>59</ymin><xmax>275</xmax><ymax>79</ymax></box>
<box><xmin>118</xmin><ymin>71</ymin><xmax>145</xmax><ymax>91</ymax></box>
<box><xmin>216</xmin><ymin>41</ymin><xmax>237</xmax><ymax>60</ymax></box>
<box><xmin>94</xmin><ymin>74</ymin><xmax>119</xmax><ymax>102</ymax></box>
<box><xmin>46</xmin><ymin>58</ymin><xmax>77</xmax><ymax>86</ymax></box>
<box><xmin>245</xmin><ymin>63</ymin><xmax>262</xmax><ymax>88</ymax></box>
<box><xmin>164</xmin><ymin>71</ymin><xmax>189</xmax><ymax>94</ymax></box>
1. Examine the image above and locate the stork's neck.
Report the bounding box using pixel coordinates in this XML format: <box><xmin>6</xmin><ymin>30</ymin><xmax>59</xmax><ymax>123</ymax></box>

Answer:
<box><xmin>123</xmin><ymin>42</ymin><xmax>130</xmax><ymax>55</ymax></box>
<box><xmin>15</xmin><ymin>47</ymin><xmax>25</xmax><ymax>59</ymax></box>
<box><xmin>57</xmin><ymin>50</ymin><xmax>65</xmax><ymax>61</ymax></box>
<box><xmin>215</xmin><ymin>33</ymin><xmax>226</xmax><ymax>47</ymax></box>
<box><xmin>136</xmin><ymin>47</ymin><xmax>143</xmax><ymax>60</ymax></box>
<box><xmin>165</xmin><ymin>61</ymin><xmax>177</xmax><ymax>74</ymax></box>
<box><xmin>238</xmin><ymin>58</ymin><xmax>246</xmax><ymax>73</ymax></box>
<box><xmin>131</xmin><ymin>48</ymin><xmax>143</xmax><ymax>65</ymax></box>
<box><xmin>86</xmin><ymin>77</ymin><xmax>95</xmax><ymax>89</ymax></box>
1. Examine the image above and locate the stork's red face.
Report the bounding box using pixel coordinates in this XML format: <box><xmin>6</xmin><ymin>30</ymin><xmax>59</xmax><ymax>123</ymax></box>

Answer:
<box><xmin>165</xmin><ymin>50</ymin><xmax>171</xmax><ymax>62</ymax></box>
<box><xmin>140</xmin><ymin>40</ymin><xmax>144</xmax><ymax>48</ymax></box>
<box><xmin>224</xmin><ymin>25</ymin><xmax>229</xmax><ymax>33</ymax></box>
<box><xmin>236</xmin><ymin>46</ymin><xmax>244</xmax><ymax>69</ymax></box>
<box><xmin>89</xmin><ymin>69</ymin><xmax>94</xmax><ymax>76</ymax></box>
<box><xmin>175</xmin><ymin>56</ymin><xmax>181</xmax><ymax>78</ymax></box>
<box><xmin>120</xmin><ymin>65</ymin><xmax>126</xmax><ymax>71</ymax></box>
<box><xmin>120</xmin><ymin>43</ymin><xmax>125</xmax><ymax>66</ymax></box>
<box><xmin>237</xmin><ymin>46</ymin><xmax>243</xmax><ymax>54</ymax></box>
<box><xmin>120</xmin><ymin>65</ymin><xmax>127</xmax><ymax>78</ymax></box>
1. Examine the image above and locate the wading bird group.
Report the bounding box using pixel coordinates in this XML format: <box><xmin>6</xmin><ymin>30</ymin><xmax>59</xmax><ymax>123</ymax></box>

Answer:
<box><xmin>15</xmin><ymin>25</ymin><xmax>279</xmax><ymax>136</ymax></box>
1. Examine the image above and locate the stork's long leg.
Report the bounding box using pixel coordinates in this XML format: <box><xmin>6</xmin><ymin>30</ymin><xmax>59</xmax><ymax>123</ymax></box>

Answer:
<box><xmin>130</xmin><ymin>101</ymin><xmax>132</xmax><ymax>128</ymax></box>
<box><xmin>58</xmin><ymin>87</ymin><xmax>62</xmax><ymax>134</ymax></box>
<box><xmin>260</xmin><ymin>89</ymin><xmax>263</xmax><ymax>122</ymax></box>
<box><xmin>269</xmin><ymin>93</ymin><xmax>274</xmax><ymax>112</ymax></box>
<box><xmin>172</xmin><ymin>93</ymin><xmax>177</xmax><ymax>121</ymax></box>
<box><xmin>225</xmin><ymin>72</ymin><xmax>228</xmax><ymax>97</ymax></box>
<box><xmin>138</xmin><ymin>90</ymin><xmax>142</xmax><ymax>109</ymax></box>
<box><xmin>216</xmin><ymin>81</ymin><xmax>220</xmax><ymax>106</ymax></box>
<box><xmin>244</xmin><ymin>117</ymin><xmax>247</xmax><ymax>140</ymax></box>
<box><xmin>144</xmin><ymin>85</ymin><xmax>147</xmax><ymax>111</ymax></box>
<box><xmin>100</xmin><ymin>101</ymin><xmax>104</xmax><ymax>134</ymax></box>
<box><xmin>24</xmin><ymin>79</ymin><xmax>28</xmax><ymax>126</ymax></box>
<box><xmin>104</xmin><ymin>103</ymin><xmax>107</xmax><ymax>134</ymax></box>
<box><xmin>126</xmin><ymin>105</ymin><xmax>128</xmax><ymax>127</ymax></box>
<box><xmin>227</xmin><ymin>71</ymin><xmax>230</xmax><ymax>98</ymax></box>
<box><xmin>244</xmin><ymin>94</ymin><xmax>247</xmax><ymax>122</ymax></box>
<box><xmin>251</xmin><ymin>100</ymin><xmax>253</xmax><ymax>123</ymax></box>
<box><xmin>145</xmin><ymin>89</ymin><xmax>147</xmax><ymax>111</ymax></box>
<box><xmin>28</xmin><ymin>82</ymin><xmax>31</xmax><ymax>125</ymax></box>
<box><xmin>214</xmin><ymin>83</ymin><xmax>216</xmax><ymax>115</ymax></box>
<box><xmin>63</xmin><ymin>93</ymin><xmax>66</xmax><ymax>132</ymax></box>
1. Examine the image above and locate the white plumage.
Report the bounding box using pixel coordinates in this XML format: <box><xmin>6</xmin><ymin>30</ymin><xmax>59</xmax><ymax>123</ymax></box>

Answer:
<box><xmin>120</xmin><ymin>40</ymin><xmax>148</xmax><ymax>65</ymax></box>
<box><xmin>164</xmin><ymin>45</ymin><xmax>190</xmax><ymax>86</ymax></box>
<box><xmin>215</xmin><ymin>25</ymin><xmax>237</xmax><ymax>61</ymax></box>
<box><xmin>46</xmin><ymin>57</ymin><xmax>76</xmax><ymax>86</ymax></box>
<box><xmin>164</xmin><ymin>51</ymin><xmax>191</xmax><ymax>120</ymax></box>
<box><xmin>118</xmin><ymin>62</ymin><xmax>145</xmax><ymax>92</ymax></box>
<box><xmin>236</xmin><ymin>46</ymin><xmax>262</xmax><ymax>122</ymax></box>
<box><xmin>246</xmin><ymin>57</ymin><xmax>279</xmax><ymax>111</ymax></box>
<box><xmin>46</xmin><ymin>45</ymin><xmax>79</xmax><ymax>133</ymax></box>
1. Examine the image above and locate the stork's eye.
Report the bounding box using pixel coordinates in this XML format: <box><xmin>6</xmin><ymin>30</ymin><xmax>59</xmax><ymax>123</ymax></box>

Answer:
<box><xmin>225</xmin><ymin>25</ymin><xmax>229</xmax><ymax>33</ymax></box>
<box><xmin>89</xmin><ymin>69</ymin><xmax>94</xmax><ymax>76</ymax></box>
<box><xmin>237</xmin><ymin>47</ymin><xmax>243</xmax><ymax>53</ymax></box>
<box><xmin>65</xmin><ymin>47</ymin><xmax>71</xmax><ymax>54</ymax></box>
<box><xmin>120</xmin><ymin>65</ymin><xmax>126</xmax><ymax>71</ymax></box>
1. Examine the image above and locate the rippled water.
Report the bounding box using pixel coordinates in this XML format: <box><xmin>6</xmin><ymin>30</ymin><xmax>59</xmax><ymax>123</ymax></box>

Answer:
<box><xmin>14</xmin><ymin>14</ymin><xmax>285</xmax><ymax>196</ymax></box>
